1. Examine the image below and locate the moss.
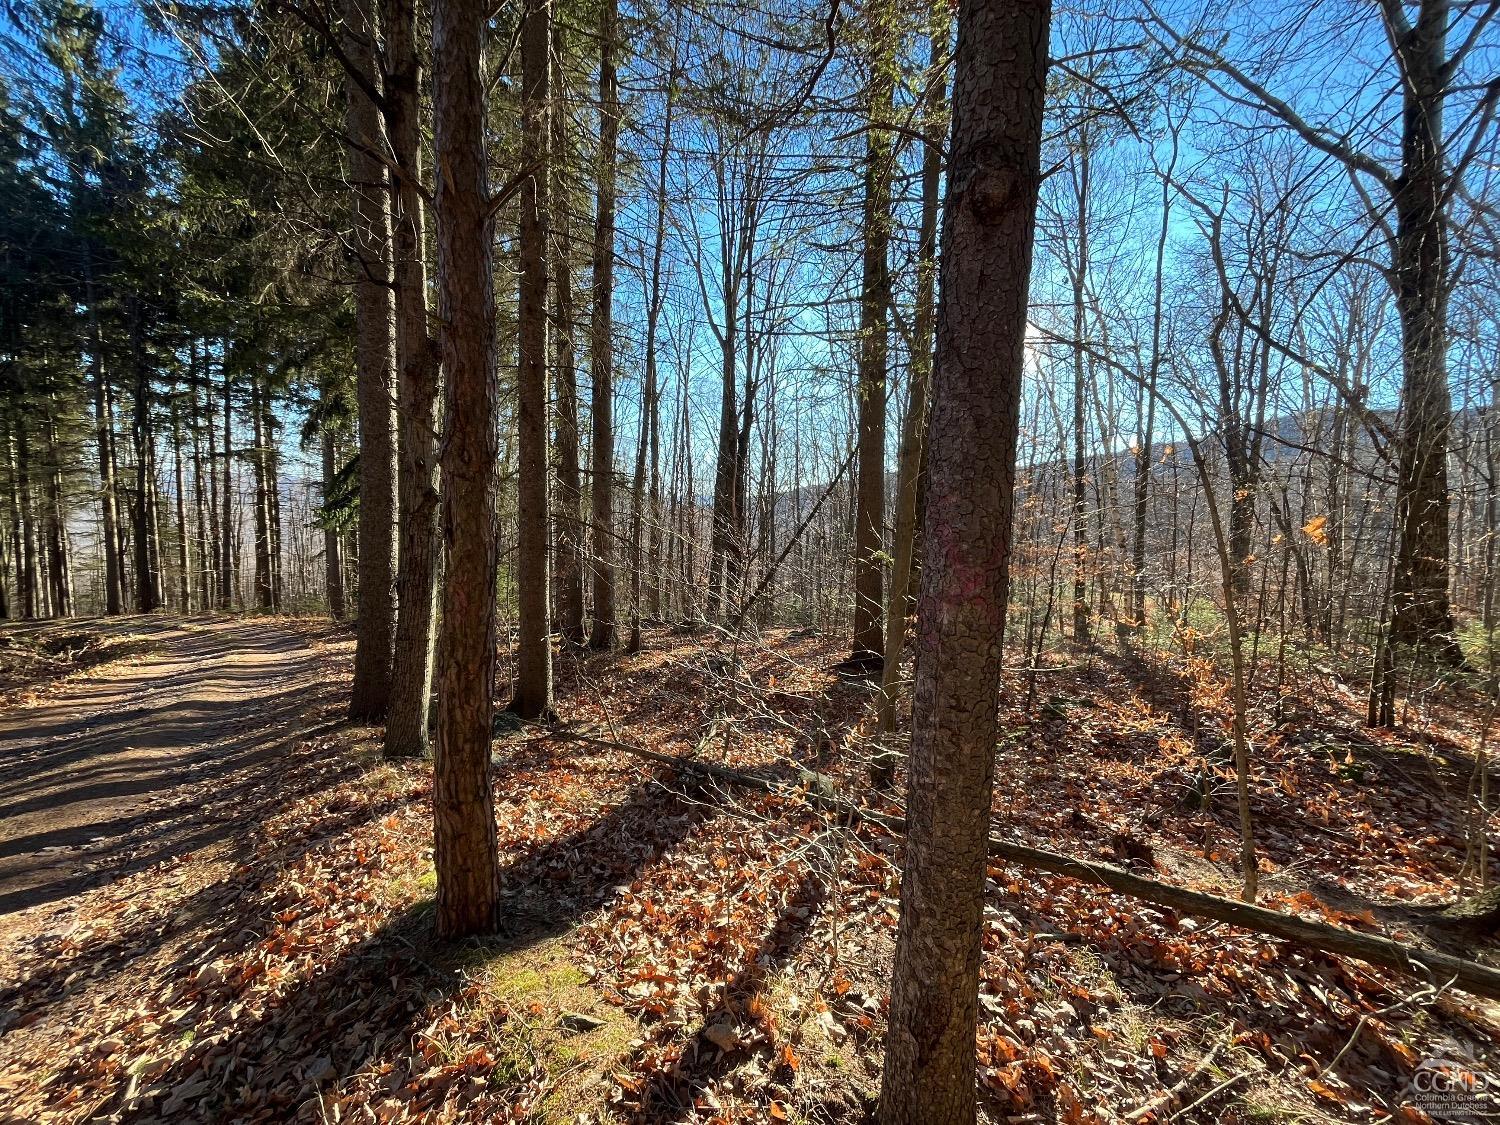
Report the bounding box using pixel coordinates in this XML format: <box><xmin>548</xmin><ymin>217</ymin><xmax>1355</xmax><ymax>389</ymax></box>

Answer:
<box><xmin>460</xmin><ymin>936</ymin><xmax>635</xmax><ymax>1122</ymax></box>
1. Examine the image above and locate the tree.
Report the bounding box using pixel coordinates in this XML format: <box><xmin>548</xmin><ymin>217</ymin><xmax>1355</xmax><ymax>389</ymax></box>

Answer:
<box><xmin>1146</xmin><ymin>0</ymin><xmax>1500</xmax><ymax>661</ymax></box>
<box><xmin>850</xmin><ymin>0</ymin><xmax>896</xmax><ymax>670</ymax></box>
<box><xmin>511</xmin><ymin>0</ymin><xmax>554</xmax><ymax>719</ymax></box>
<box><xmin>342</xmin><ymin>0</ymin><xmax>399</xmax><ymax>722</ymax></box>
<box><xmin>588</xmin><ymin>0</ymin><xmax>620</xmax><ymax>652</ymax></box>
<box><xmin>430</xmin><ymin>0</ymin><xmax>501</xmax><ymax>938</ymax></box>
<box><xmin>383</xmin><ymin>0</ymin><xmax>442</xmax><ymax>759</ymax></box>
<box><xmin>875</xmin><ymin>0</ymin><xmax>947</xmax><ymax>758</ymax></box>
<box><xmin>877</xmin><ymin>0</ymin><xmax>1052</xmax><ymax>1118</ymax></box>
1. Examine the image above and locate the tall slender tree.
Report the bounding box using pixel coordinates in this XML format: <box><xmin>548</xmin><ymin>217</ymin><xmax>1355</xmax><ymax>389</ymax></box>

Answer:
<box><xmin>430</xmin><ymin>0</ymin><xmax>502</xmax><ymax>938</ymax></box>
<box><xmin>878</xmin><ymin>0</ymin><xmax>1052</xmax><ymax>1116</ymax></box>
<box><xmin>588</xmin><ymin>0</ymin><xmax>620</xmax><ymax>651</ymax></box>
<box><xmin>342</xmin><ymin>0</ymin><xmax>399</xmax><ymax>721</ymax></box>
<box><xmin>383</xmin><ymin>0</ymin><xmax>442</xmax><ymax>758</ymax></box>
<box><xmin>511</xmin><ymin>0</ymin><xmax>554</xmax><ymax>719</ymax></box>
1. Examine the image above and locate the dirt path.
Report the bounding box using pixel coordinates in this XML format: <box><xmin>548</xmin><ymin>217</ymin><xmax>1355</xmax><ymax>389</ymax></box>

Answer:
<box><xmin>0</xmin><ymin>617</ymin><xmax>328</xmax><ymax>923</ymax></box>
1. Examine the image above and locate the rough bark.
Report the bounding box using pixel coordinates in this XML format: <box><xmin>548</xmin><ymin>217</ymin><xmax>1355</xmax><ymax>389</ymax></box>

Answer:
<box><xmin>384</xmin><ymin>0</ymin><xmax>442</xmax><ymax>759</ymax></box>
<box><xmin>431</xmin><ymin>0</ymin><xmax>502</xmax><ymax>938</ymax></box>
<box><xmin>1388</xmin><ymin>0</ymin><xmax>1459</xmax><ymax>655</ymax></box>
<box><xmin>343</xmin><ymin>0</ymin><xmax>400</xmax><ymax>721</ymax></box>
<box><xmin>877</xmin><ymin>0</ymin><xmax>1051</xmax><ymax>1120</ymax></box>
<box><xmin>588</xmin><ymin>0</ymin><xmax>620</xmax><ymax>651</ymax></box>
<box><xmin>551</xmin><ymin>29</ymin><xmax>585</xmax><ymax>647</ymax></box>
<box><xmin>511</xmin><ymin>0</ymin><xmax>554</xmax><ymax>719</ymax></box>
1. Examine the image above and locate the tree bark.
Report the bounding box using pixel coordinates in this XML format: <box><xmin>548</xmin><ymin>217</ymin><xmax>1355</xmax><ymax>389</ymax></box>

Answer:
<box><xmin>629</xmin><ymin>45</ymin><xmax>676</xmax><ymax>651</ymax></box>
<box><xmin>89</xmin><ymin>297</ymin><xmax>123</xmax><ymax>616</ymax></box>
<box><xmin>343</xmin><ymin>0</ymin><xmax>400</xmax><ymax>720</ymax></box>
<box><xmin>128</xmin><ymin>299</ymin><xmax>160</xmax><ymax>614</ymax></box>
<box><xmin>42</xmin><ymin>409</ymin><xmax>72</xmax><ymax>618</ymax></box>
<box><xmin>875</xmin><ymin>6</ymin><xmax>947</xmax><ymax>752</ymax></box>
<box><xmin>431</xmin><ymin>0</ymin><xmax>502</xmax><ymax>938</ymax></box>
<box><xmin>190</xmin><ymin>362</ymin><xmax>211</xmax><ymax>613</ymax></box>
<box><xmin>251</xmin><ymin>378</ymin><xmax>273</xmax><ymax>611</ymax></box>
<box><xmin>1388</xmin><ymin>0</ymin><xmax>1459</xmax><ymax>656</ymax></box>
<box><xmin>851</xmin><ymin>3</ymin><xmax>894</xmax><ymax>667</ymax></box>
<box><xmin>220</xmin><ymin>350</ymin><xmax>235</xmax><ymax>611</ymax></box>
<box><xmin>384</xmin><ymin>0</ymin><xmax>442</xmax><ymax>758</ymax></box>
<box><xmin>588</xmin><ymin>0</ymin><xmax>620</xmax><ymax>651</ymax></box>
<box><xmin>323</xmin><ymin>431</ymin><xmax>346</xmax><ymax>620</ymax></box>
<box><xmin>511</xmin><ymin>0</ymin><xmax>554</xmax><ymax>719</ymax></box>
<box><xmin>1069</xmin><ymin>128</ymin><xmax>1092</xmax><ymax>644</ymax></box>
<box><xmin>171</xmin><ymin>375</ymin><xmax>191</xmax><ymax>613</ymax></box>
<box><xmin>877</xmin><ymin>0</ymin><xmax>1051</xmax><ymax>1119</ymax></box>
<box><xmin>551</xmin><ymin>28</ymin><xmax>585</xmax><ymax>647</ymax></box>
<box><xmin>14</xmin><ymin>421</ymin><xmax>38</xmax><ymax>620</ymax></box>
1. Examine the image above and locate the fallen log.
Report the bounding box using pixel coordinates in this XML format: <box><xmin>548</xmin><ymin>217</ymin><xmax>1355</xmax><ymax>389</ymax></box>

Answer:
<box><xmin>532</xmin><ymin>729</ymin><xmax>1500</xmax><ymax>1003</ymax></box>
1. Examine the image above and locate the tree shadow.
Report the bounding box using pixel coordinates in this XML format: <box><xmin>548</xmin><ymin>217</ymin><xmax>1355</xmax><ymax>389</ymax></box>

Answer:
<box><xmin>0</xmin><ymin>630</ymin><xmax>338</xmax><ymax>916</ymax></box>
<box><xmin>616</xmin><ymin>869</ymin><xmax>827</xmax><ymax>1123</ymax></box>
<box><xmin>41</xmin><ymin>778</ymin><xmax>707</xmax><ymax>1121</ymax></box>
<box><xmin>0</xmin><ymin>771</ymin><xmax>405</xmax><ymax>1028</ymax></box>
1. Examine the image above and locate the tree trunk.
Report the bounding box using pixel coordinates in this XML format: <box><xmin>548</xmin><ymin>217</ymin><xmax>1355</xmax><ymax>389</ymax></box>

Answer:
<box><xmin>384</xmin><ymin>0</ymin><xmax>442</xmax><ymax>757</ymax></box>
<box><xmin>1070</xmin><ymin>130</ymin><xmax>1092</xmax><ymax>644</ymax></box>
<box><xmin>877</xmin><ymin>0</ymin><xmax>1051</xmax><ymax>1118</ymax></box>
<box><xmin>42</xmin><ymin>409</ymin><xmax>72</xmax><ymax>618</ymax></box>
<box><xmin>190</xmin><ymin>362</ymin><xmax>211</xmax><ymax>613</ymax></box>
<box><xmin>15</xmin><ymin>421</ymin><xmax>38</xmax><ymax>620</ymax></box>
<box><xmin>511</xmin><ymin>0</ymin><xmax>553</xmax><ymax>719</ymax></box>
<box><xmin>875</xmin><ymin>6</ymin><xmax>947</xmax><ymax>752</ymax></box>
<box><xmin>343</xmin><ymin>0</ymin><xmax>400</xmax><ymax>720</ymax></box>
<box><xmin>171</xmin><ymin>377</ymin><xmax>191</xmax><ymax>613</ymax></box>
<box><xmin>1132</xmin><ymin>113</ymin><xmax>1179</xmax><ymax>633</ymax></box>
<box><xmin>431</xmin><ymin>0</ymin><xmax>502</xmax><ymax>939</ymax></box>
<box><xmin>709</xmin><ymin>274</ymin><xmax>739</xmax><ymax>621</ymax></box>
<box><xmin>551</xmin><ymin>31</ymin><xmax>585</xmax><ymax>647</ymax></box>
<box><xmin>91</xmin><ymin>310</ymin><xmax>123</xmax><ymax>616</ymax></box>
<box><xmin>323</xmin><ymin>432</ymin><xmax>347</xmax><ymax>619</ymax></box>
<box><xmin>851</xmin><ymin>2</ymin><xmax>894</xmax><ymax>667</ymax></box>
<box><xmin>630</xmin><ymin>48</ymin><xmax>676</xmax><ymax>651</ymax></box>
<box><xmin>588</xmin><ymin>0</ymin><xmax>620</xmax><ymax>651</ymax></box>
<box><xmin>1389</xmin><ymin>0</ymin><xmax>1458</xmax><ymax>656</ymax></box>
<box><xmin>265</xmin><ymin>397</ymin><xmax>283</xmax><ymax>609</ymax></box>
<box><xmin>220</xmin><ymin>351</ymin><xmax>235</xmax><ymax>611</ymax></box>
<box><xmin>129</xmin><ymin>300</ymin><xmax>159</xmax><ymax>614</ymax></box>
<box><xmin>251</xmin><ymin>378</ymin><xmax>273</xmax><ymax>610</ymax></box>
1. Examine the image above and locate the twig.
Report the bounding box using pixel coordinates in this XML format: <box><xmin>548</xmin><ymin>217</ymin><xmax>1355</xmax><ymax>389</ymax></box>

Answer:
<box><xmin>1125</xmin><ymin>1034</ymin><xmax>1228</xmax><ymax>1120</ymax></box>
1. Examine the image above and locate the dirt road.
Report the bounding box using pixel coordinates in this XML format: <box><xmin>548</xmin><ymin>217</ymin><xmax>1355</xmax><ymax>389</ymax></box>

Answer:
<box><xmin>0</xmin><ymin>618</ymin><xmax>327</xmax><ymax>920</ymax></box>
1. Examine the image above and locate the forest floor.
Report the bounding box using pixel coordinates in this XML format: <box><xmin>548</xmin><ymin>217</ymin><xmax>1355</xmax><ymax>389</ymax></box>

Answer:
<box><xmin>0</xmin><ymin>616</ymin><xmax>1498</xmax><ymax>1124</ymax></box>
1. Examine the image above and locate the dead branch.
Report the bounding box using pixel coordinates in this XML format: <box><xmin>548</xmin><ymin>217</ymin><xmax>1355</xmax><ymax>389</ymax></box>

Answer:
<box><xmin>532</xmin><ymin>728</ymin><xmax>1500</xmax><ymax>1003</ymax></box>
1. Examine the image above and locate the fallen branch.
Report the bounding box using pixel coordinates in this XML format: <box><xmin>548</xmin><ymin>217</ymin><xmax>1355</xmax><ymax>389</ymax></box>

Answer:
<box><xmin>1125</xmin><ymin>1035</ymin><xmax>1228</xmax><ymax>1121</ymax></box>
<box><xmin>532</xmin><ymin>728</ymin><xmax>1500</xmax><ymax>1003</ymax></box>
